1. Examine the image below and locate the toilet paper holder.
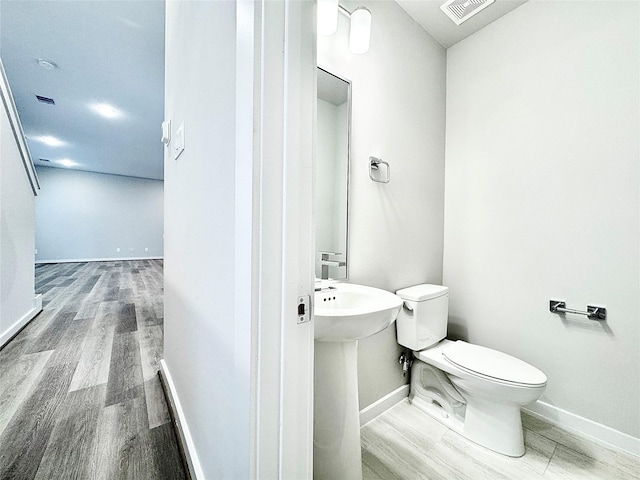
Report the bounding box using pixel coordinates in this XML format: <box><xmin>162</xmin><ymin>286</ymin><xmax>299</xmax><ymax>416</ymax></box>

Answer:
<box><xmin>549</xmin><ymin>300</ymin><xmax>606</xmax><ymax>321</ymax></box>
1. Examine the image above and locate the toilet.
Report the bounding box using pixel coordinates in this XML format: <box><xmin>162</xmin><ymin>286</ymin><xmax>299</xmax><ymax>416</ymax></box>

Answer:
<box><xmin>395</xmin><ymin>284</ymin><xmax>547</xmax><ymax>457</ymax></box>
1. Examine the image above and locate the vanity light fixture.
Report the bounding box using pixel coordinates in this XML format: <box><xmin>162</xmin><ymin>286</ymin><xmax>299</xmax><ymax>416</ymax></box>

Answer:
<box><xmin>320</xmin><ymin>3</ymin><xmax>372</xmax><ymax>55</ymax></box>
<box><xmin>318</xmin><ymin>0</ymin><xmax>339</xmax><ymax>36</ymax></box>
<box><xmin>348</xmin><ymin>7</ymin><xmax>371</xmax><ymax>55</ymax></box>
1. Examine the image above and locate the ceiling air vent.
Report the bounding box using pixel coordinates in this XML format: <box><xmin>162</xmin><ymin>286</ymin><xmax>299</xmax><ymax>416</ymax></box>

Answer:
<box><xmin>440</xmin><ymin>0</ymin><xmax>495</xmax><ymax>25</ymax></box>
<box><xmin>38</xmin><ymin>158</ymin><xmax>51</xmax><ymax>162</ymax></box>
<box><xmin>36</xmin><ymin>95</ymin><xmax>55</xmax><ymax>105</ymax></box>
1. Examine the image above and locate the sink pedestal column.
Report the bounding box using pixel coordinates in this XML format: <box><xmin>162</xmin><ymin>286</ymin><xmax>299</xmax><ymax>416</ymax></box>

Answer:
<box><xmin>314</xmin><ymin>340</ymin><xmax>362</xmax><ymax>480</ymax></box>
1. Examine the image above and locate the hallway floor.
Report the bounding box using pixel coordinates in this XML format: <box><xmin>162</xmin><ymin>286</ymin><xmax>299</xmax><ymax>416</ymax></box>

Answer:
<box><xmin>0</xmin><ymin>261</ymin><xmax>186</xmax><ymax>479</ymax></box>
<box><xmin>361</xmin><ymin>399</ymin><xmax>640</xmax><ymax>479</ymax></box>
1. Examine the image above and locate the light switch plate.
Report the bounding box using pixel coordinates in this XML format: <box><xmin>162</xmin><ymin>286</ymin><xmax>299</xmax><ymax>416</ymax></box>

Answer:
<box><xmin>173</xmin><ymin>123</ymin><xmax>185</xmax><ymax>160</ymax></box>
<box><xmin>161</xmin><ymin>120</ymin><xmax>171</xmax><ymax>145</ymax></box>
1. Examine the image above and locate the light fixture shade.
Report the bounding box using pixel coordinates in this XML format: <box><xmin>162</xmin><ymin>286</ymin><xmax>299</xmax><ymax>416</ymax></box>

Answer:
<box><xmin>318</xmin><ymin>0</ymin><xmax>339</xmax><ymax>36</ymax></box>
<box><xmin>349</xmin><ymin>7</ymin><xmax>371</xmax><ymax>54</ymax></box>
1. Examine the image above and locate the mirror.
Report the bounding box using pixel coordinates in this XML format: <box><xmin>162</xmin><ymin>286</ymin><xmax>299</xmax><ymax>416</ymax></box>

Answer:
<box><xmin>316</xmin><ymin>67</ymin><xmax>350</xmax><ymax>280</ymax></box>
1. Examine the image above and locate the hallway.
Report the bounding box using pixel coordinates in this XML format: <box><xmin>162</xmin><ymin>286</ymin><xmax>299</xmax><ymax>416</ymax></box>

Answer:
<box><xmin>0</xmin><ymin>261</ymin><xmax>185</xmax><ymax>479</ymax></box>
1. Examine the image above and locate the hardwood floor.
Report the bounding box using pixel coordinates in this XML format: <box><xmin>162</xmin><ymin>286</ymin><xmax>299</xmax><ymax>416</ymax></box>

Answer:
<box><xmin>361</xmin><ymin>400</ymin><xmax>640</xmax><ymax>480</ymax></box>
<box><xmin>0</xmin><ymin>260</ymin><xmax>186</xmax><ymax>480</ymax></box>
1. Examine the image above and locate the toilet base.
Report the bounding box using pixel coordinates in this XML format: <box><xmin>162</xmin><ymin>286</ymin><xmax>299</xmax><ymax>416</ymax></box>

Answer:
<box><xmin>410</xmin><ymin>396</ymin><xmax>525</xmax><ymax>457</ymax></box>
<box><xmin>410</xmin><ymin>360</ymin><xmax>526</xmax><ymax>457</ymax></box>
<box><xmin>410</xmin><ymin>396</ymin><xmax>465</xmax><ymax>435</ymax></box>
<box><xmin>463</xmin><ymin>396</ymin><xmax>525</xmax><ymax>457</ymax></box>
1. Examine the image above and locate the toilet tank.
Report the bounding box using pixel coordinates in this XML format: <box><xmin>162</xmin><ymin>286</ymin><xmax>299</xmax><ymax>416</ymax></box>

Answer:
<box><xmin>395</xmin><ymin>284</ymin><xmax>449</xmax><ymax>351</ymax></box>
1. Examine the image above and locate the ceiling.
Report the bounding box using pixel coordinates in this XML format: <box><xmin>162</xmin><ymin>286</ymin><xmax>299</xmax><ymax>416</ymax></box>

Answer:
<box><xmin>0</xmin><ymin>0</ymin><xmax>526</xmax><ymax>182</ymax></box>
<box><xmin>396</xmin><ymin>0</ymin><xmax>528</xmax><ymax>48</ymax></box>
<box><xmin>0</xmin><ymin>0</ymin><xmax>165</xmax><ymax>181</ymax></box>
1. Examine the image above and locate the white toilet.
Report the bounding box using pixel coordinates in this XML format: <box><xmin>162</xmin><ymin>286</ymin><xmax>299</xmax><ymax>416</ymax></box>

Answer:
<box><xmin>395</xmin><ymin>284</ymin><xmax>547</xmax><ymax>457</ymax></box>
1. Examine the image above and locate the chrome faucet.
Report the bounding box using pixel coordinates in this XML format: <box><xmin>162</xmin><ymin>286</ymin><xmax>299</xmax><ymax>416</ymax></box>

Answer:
<box><xmin>319</xmin><ymin>251</ymin><xmax>346</xmax><ymax>280</ymax></box>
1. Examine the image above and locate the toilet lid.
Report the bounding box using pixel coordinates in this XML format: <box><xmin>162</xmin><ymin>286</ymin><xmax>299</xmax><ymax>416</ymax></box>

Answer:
<box><xmin>443</xmin><ymin>341</ymin><xmax>547</xmax><ymax>386</ymax></box>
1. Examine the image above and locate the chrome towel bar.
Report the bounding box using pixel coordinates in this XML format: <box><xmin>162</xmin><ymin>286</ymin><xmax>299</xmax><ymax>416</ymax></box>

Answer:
<box><xmin>549</xmin><ymin>300</ymin><xmax>606</xmax><ymax>321</ymax></box>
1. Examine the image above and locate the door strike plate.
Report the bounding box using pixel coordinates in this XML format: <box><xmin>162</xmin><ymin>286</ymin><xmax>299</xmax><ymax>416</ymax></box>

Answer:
<box><xmin>297</xmin><ymin>295</ymin><xmax>310</xmax><ymax>324</ymax></box>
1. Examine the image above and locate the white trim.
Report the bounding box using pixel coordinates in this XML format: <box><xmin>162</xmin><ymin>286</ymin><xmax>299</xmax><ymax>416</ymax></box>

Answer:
<box><xmin>252</xmin><ymin>1</ymin><xmax>315</xmax><ymax>477</ymax></box>
<box><xmin>36</xmin><ymin>256</ymin><xmax>163</xmax><ymax>264</ymax></box>
<box><xmin>0</xmin><ymin>58</ymin><xmax>39</xmax><ymax>195</ymax></box>
<box><xmin>360</xmin><ymin>384</ymin><xmax>410</xmax><ymax>427</ymax></box>
<box><xmin>0</xmin><ymin>295</ymin><xmax>42</xmax><ymax>349</ymax></box>
<box><xmin>159</xmin><ymin>360</ymin><xmax>205</xmax><ymax>480</ymax></box>
<box><xmin>277</xmin><ymin>1</ymin><xmax>316</xmax><ymax>477</ymax></box>
<box><xmin>524</xmin><ymin>401</ymin><xmax>640</xmax><ymax>458</ymax></box>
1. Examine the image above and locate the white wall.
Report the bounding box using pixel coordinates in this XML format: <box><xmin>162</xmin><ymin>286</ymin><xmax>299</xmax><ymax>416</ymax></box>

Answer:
<box><xmin>163</xmin><ymin>2</ymin><xmax>244</xmax><ymax>477</ymax></box>
<box><xmin>34</xmin><ymin>166</ymin><xmax>163</xmax><ymax>262</ymax></box>
<box><xmin>444</xmin><ymin>0</ymin><xmax>639</xmax><ymax>442</ymax></box>
<box><xmin>318</xmin><ymin>0</ymin><xmax>447</xmax><ymax>409</ymax></box>
<box><xmin>163</xmin><ymin>1</ymin><xmax>316</xmax><ymax>477</ymax></box>
<box><xmin>0</xmin><ymin>62</ymin><xmax>40</xmax><ymax>346</ymax></box>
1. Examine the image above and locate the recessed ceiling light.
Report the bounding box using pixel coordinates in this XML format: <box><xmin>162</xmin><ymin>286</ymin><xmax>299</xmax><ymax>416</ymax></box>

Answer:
<box><xmin>37</xmin><ymin>58</ymin><xmax>57</xmax><ymax>70</ymax></box>
<box><xmin>58</xmin><ymin>159</ymin><xmax>77</xmax><ymax>168</ymax></box>
<box><xmin>36</xmin><ymin>135</ymin><xmax>65</xmax><ymax>147</ymax></box>
<box><xmin>92</xmin><ymin>103</ymin><xmax>120</xmax><ymax>118</ymax></box>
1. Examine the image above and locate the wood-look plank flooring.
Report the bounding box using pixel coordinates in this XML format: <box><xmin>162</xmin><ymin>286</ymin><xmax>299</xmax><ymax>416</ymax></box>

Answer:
<box><xmin>0</xmin><ymin>260</ymin><xmax>186</xmax><ymax>480</ymax></box>
<box><xmin>362</xmin><ymin>399</ymin><xmax>640</xmax><ymax>480</ymax></box>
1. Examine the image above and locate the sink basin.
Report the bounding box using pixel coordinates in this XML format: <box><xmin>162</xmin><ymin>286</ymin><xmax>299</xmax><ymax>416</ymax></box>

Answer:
<box><xmin>314</xmin><ymin>283</ymin><xmax>403</xmax><ymax>341</ymax></box>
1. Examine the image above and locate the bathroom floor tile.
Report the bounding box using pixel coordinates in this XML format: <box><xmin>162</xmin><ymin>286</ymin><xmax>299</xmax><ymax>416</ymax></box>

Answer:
<box><xmin>362</xmin><ymin>399</ymin><xmax>640</xmax><ymax>480</ymax></box>
<box><xmin>522</xmin><ymin>411</ymin><xmax>640</xmax><ymax>475</ymax></box>
<box><xmin>544</xmin><ymin>444</ymin><xmax>640</xmax><ymax>480</ymax></box>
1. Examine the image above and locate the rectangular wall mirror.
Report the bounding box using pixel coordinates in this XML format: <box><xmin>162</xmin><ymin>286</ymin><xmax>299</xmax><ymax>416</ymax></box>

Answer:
<box><xmin>316</xmin><ymin>67</ymin><xmax>351</xmax><ymax>280</ymax></box>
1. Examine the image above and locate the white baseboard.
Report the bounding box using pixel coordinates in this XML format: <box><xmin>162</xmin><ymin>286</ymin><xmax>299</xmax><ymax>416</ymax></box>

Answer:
<box><xmin>0</xmin><ymin>294</ymin><xmax>43</xmax><ymax>349</ymax></box>
<box><xmin>36</xmin><ymin>256</ymin><xmax>163</xmax><ymax>264</ymax></box>
<box><xmin>159</xmin><ymin>360</ymin><xmax>204</xmax><ymax>479</ymax></box>
<box><xmin>360</xmin><ymin>384</ymin><xmax>410</xmax><ymax>427</ymax></box>
<box><xmin>524</xmin><ymin>400</ymin><xmax>640</xmax><ymax>458</ymax></box>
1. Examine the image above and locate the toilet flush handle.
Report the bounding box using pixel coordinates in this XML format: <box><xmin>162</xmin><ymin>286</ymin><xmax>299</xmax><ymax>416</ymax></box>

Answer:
<box><xmin>403</xmin><ymin>301</ymin><xmax>413</xmax><ymax>312</ymax></box>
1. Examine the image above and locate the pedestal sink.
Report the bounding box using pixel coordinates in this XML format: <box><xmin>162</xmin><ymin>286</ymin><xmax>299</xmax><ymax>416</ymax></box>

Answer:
<box><xmin>313</xmin><ymin>283</ymin><xmax>402</xmax><ymax>480</ymax></box>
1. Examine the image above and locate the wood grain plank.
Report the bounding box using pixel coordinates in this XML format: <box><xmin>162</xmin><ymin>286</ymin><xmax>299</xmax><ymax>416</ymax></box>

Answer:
<box><xmin>0</xmin><ymin>260</ymin><xmax>184</xmax><ymax>480</ymax></box>
<box><xmin>144</xmin><ymin>377</ymin><xmax>170</xmax><ymax>429</ymax></box>
<box><xmin>68</xmin><ymin>325</ymin><xmax>115</xmax><ymax>392</ymax></box>
<box><xmin>0</xmin><ymin>351</ymin><xmax>53</xmax><ymax>438</ymax></box>
<box><xmin>105</xmin><ymin>332</ymin><xmax>144</xmax><ymax>407</ymax></box>
<box><xmin>134</xmin><ymin>295</ymin><xmax>162</xmax><ymax>329</ymax></box>
<box><xmin>34</xmin><ymin>385</ymin><xmax>106</xmax><ymax>480</ymax></box>
<box><xmin>125</xmin><ymin>422</ymin><xmax>187</xmax><ymax>480</ymax></box>
<box><xmin>0</xmin><ymin>362</ymin><xmax>76</xmax><ymax>478</ymax></box>
<box><xmin>24</xmin><ymin>311</ymin><xmax>77</xmax><ymax>354</ymax></box>
<box><xmin>86</xmin><ymin>396</ymin><xmax>149</xmax><ymax>480</ymax></box>
<box><xmin>115</xmin><ymin>302</ymin><xmax>137</xmax><ymax>334</ymax></box>
<box><xmin>79</xmin><ymin>274</ymin><xmax>101</xmax><ymax>293</ymax></box>
<box><xmin>138</xmin><ymin>325</ymin><xmax>163</xmax><ymax>381</ymax></box>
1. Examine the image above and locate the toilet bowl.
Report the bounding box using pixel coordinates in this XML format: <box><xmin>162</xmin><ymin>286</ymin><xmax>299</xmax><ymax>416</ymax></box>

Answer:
<box><xmin>396</xmin><ymin>284</ymin><xmax>547</xmax><ymax>457</ymax></box>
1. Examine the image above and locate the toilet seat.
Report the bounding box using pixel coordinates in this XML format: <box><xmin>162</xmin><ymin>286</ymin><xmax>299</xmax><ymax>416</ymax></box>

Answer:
<box><xmin>442</xmin><ymin>341</ymin><xmax>547</xmax><ymax>388</ymax></box>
